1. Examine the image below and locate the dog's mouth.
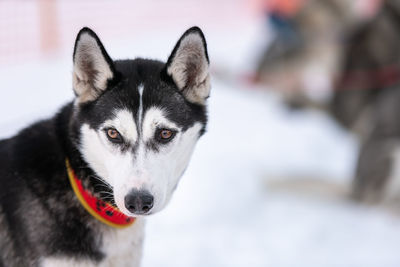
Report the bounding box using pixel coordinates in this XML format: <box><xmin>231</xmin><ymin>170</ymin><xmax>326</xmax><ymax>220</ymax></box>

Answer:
<box><xmin>118</xmin><ymin>207</ymin><xmax>154</xmax><ymax>218</ymax></box>
<box><xmin>136</xmin><ymin>213</ymin><xmax>153</xmax><ymax>218</ymax></box>
<box><xmin>119</xmin><ymin>205</ymin><xmax>155</xmax><ymax>218</ymax></box>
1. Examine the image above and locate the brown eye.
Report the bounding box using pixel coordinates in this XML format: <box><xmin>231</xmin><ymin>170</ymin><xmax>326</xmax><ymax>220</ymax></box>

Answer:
<box><xmin>156</xmin><ymin>128</ymin><xmax>176</xmax><ymax>143</ymax></box>
<box><xmin>106</xmin><ymin>128</ymin><xmax>123</xmax><ymax>143</ymax></box>
<box><xmin>160</xmin><ymin>129</ymin><xmax>173</xmax><ymax>139</ymax></box>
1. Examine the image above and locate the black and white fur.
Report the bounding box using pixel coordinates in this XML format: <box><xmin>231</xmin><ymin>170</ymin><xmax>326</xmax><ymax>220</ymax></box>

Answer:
<box><xmin>0</xmin><ymin>26</ymin><xmax>210</xmax><ymax>267</ymax></box>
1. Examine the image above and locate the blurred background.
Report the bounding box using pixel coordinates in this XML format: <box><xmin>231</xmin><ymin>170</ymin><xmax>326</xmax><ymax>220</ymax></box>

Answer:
<box><xmin>2</xmin><ymin>0</ymin><xmax>400</xmax><ymax>266</ymax></box>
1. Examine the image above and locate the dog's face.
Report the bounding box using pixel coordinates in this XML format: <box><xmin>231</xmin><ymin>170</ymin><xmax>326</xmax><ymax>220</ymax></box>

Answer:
<box><xmin>71</xmin><ymin>27</ymin><xmax>210</xmax><ymax>216</ymax></box>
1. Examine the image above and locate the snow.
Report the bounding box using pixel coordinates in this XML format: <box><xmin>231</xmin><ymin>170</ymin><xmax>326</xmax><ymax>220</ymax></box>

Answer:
<box><xmin>1</xmin><ymin>16</ymin><xmax>400</xmax><ymax>267</ymax></box>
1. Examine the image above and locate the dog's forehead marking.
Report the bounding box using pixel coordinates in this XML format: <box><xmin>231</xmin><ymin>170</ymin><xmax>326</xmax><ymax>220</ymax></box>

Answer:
<box><xmin>142</xmin><ymin>107</ymin><xmax>179</xmax><ymax>142</ymax></box>
<box><xmin>137</xmin><ymin>84</ymin><xmax>144</xmax><ymax>129</ymax></box>
<box><xmin>103</xmin><ymin>109</ymin><xmax>137</xmax><ymax>143</ymax></box>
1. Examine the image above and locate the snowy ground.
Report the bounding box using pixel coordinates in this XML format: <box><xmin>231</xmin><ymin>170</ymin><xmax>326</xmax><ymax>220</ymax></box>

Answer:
<box><xmin>1</xmin><ymin>16</ymin><xmax>400</xmax><ymax>267</ymax></box>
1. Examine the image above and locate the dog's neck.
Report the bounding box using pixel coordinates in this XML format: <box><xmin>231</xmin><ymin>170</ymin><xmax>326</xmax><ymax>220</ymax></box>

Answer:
<box><xmin>66</xmin><ymin>159</ymin><xmax>135</xmax><ymax>228</ymax></box>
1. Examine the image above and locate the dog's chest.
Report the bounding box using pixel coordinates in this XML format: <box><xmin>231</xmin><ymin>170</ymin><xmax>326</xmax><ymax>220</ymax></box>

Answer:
<box><xmin>40</xmin><ymin>219</ymin><xmax>145</xmax><ymax>267</ymax></box>
<box><xmin>99</xmin><ymin>219</ymin><xmax>145</xmax><ymax>267</ymax></box>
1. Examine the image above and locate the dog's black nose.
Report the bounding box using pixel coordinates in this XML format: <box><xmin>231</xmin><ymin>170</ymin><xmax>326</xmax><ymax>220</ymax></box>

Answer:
<box><xmin>124</xmin><ymin>189</ymin><xmax>154</xmax><ymax>214</ymax></box>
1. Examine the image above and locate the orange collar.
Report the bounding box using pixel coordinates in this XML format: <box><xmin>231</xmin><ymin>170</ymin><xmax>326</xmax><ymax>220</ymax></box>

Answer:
<box><xmin>66</xmin><ymin>159</ymin><xmax>135</xmax><ymax>229</ymax></box>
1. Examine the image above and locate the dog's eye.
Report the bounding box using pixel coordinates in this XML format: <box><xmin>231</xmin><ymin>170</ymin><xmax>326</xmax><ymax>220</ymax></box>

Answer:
<box><xmin>156</xmin><ymin>129</ymin><xmax>176</xmax><ymax>143</ymax></box>
<box><xmin>160</xmin><ymin>129</ymin><xmax>173</xmax><ymax>139</ymax></box>
<box><xmin>106</xmin><ymin>128</ymin><xmax>123</xmax><ymax>143</ymax></box>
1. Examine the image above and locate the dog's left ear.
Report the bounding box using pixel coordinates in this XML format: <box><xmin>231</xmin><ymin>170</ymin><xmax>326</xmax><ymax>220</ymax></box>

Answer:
<box><xmin>72</xmin><ymin>27</ymin><xmax>115</xmax><ymax>103</ymax></box>
<box><xmin>166</xmin><ymin>27</ymin><xmax>210</xmax><ymax>105</ymax></box>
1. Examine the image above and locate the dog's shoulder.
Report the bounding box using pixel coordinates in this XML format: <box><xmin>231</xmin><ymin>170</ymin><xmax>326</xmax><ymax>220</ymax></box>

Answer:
<box><xmin>0</xmin><ymin>103</ymin><xmax>74</xmax><ymax>203</ymax></box>
<box><xmin>1</xmin><ymin>120</ymin><xmax>61</xmax><ymax>176</ymax></box>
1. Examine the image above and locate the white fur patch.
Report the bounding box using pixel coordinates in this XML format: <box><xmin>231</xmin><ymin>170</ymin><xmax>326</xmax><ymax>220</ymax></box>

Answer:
<box><xmin>40</xmin><ymin>258</ymin><xmax>96</xmax><ymax>267</ymax></box>
<box><xmin>73</xmin><ymin>32</ymin><xmax>114</xmax><ymax>103</ymax></box>
<box><xmin>98</xmin><ymin>218</ymin><xmax>145</xmax><ymax>267</ymax></box>
<box><xmin>137</xmin><ymin>84</ymin><xmax>144</xmax><ymax>128</ymax></box>
<box><xmin>80</xmin><ymin>124</ymin><xmax>112</xmax><ymax>181</ymax></box>
<box><xmin>40</xmin><ymin>257</ymin><xmax>96</xmax><ymax>267</ymax></box>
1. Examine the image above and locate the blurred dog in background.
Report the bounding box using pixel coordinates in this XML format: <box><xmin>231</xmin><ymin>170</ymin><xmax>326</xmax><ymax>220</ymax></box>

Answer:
<box><xmin>332</xmin><ymin>0</ymin><xmax>400</xmax><ymax>203</ymax></box>
<box><xmin>257</xmin><ymin>0</ymin><xmax>400</xmax><ymax>204</ymax></box>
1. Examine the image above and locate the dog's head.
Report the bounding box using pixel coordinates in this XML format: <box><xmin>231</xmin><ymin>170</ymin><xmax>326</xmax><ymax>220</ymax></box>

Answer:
<box><xmin>71</xmin><ymin>27</ymin><xmax>210</xmax><ymax>216</ymax></box>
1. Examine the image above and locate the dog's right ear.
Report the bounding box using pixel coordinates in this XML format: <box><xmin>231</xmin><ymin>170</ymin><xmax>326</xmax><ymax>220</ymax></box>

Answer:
<box><xmin>72</xmin><ymin>27</ymin><xmax>115</xmax><ymax>103</ymax></box>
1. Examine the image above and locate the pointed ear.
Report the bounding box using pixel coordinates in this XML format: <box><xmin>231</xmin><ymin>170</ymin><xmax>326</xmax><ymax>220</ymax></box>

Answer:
<box><xmin>72</xmin><ymin>27</ymin><xmax>115</xmax><ymax>103</ymax></box>
<box><xmin>166</xmin><ymin>27</ymin><xmax>210</xmax><ymax>105</ymax></box>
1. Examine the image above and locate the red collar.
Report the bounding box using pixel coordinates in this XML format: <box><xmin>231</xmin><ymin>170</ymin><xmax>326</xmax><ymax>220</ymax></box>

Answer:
<box><xmin>66</xmin><ymin>159</ymin><xmax>135</xmax><ymax>228</ymax></box>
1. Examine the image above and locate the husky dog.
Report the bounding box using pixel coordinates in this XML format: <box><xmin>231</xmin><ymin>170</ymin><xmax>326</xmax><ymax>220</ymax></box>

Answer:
<box><xmin>258</xmin><ymin>0</ymin><xmax>400</xmax><ymax>204</ymax></box>
<box><xmin>0</xmin><ymin>26</ymin><xmax>210</xmax><ymax>266</ymax></box>
<box><xmin>332</xmin><ymin>0</ymin><xmax>400</xmax><ymax>203</ymax></box>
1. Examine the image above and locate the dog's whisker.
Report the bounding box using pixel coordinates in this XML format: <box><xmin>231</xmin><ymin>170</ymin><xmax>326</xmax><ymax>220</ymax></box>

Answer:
<box><xmin>88</xmin><ymin>174</ymin><xmax>112</xmax><ymax>188</ymax></box>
